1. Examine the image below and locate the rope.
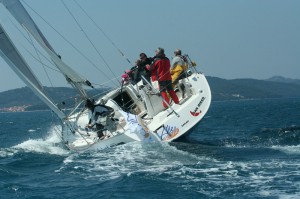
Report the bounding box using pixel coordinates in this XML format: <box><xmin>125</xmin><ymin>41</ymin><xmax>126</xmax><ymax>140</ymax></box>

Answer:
<box><xmin>61</xmin><ymin>0</ymin><xmax>119</xmax><ymax>87</ymax></box>
<box><xmin>21</xmin><ymin>0</ymin><xmax>117</xmax><ymax>86</ymax></box>
<box><xmin>73</xmin><ymin>0</ymin><xmax>134</xmax><ymax>67</ymax></box>
<box><xmin>7</xmin><ymin>17</ymin><xmax>60</xmax><ymax>74</ymax></box>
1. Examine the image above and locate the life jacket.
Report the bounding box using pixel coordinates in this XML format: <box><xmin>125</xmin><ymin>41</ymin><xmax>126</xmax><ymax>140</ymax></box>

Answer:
<box><xmin>171</xmin><ymin>55</ymin><xmax>188</xmax><ymax>83</ymax></box>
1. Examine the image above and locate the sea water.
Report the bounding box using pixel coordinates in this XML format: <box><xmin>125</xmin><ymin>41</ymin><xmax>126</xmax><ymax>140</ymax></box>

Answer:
<box><xmin>0</xmin><ymin>98</ymin><xmax>300</xmax><ymax>199</ymax></box>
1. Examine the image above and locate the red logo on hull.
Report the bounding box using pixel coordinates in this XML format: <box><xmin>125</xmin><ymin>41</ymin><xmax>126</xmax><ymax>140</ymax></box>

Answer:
<box><xmin>190</xmin><ymin>97</ymin><xmax>205</xmax><ymax>117</ymax></box>
<box><xmin>190</xmin><ymin>111</ymin><xmax>201</xmax><ymax>116</ymax></box>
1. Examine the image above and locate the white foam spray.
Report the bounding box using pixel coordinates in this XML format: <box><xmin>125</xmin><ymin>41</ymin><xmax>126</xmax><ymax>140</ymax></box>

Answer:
<box><xmin>13</xmin><ymin>125</ymin><xmax>69</xmax><ymax>156</ymax></box>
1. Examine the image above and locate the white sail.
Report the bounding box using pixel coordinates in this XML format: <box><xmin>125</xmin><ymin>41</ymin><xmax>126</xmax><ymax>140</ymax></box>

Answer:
<box><xmin>1</xmin><ymin>0</ymin><xmax>90</xmax><ymax>95</ymax></box>
<box><xmin>0</xmin><ymin>24</ymin><xmax>65</xmax><ymax>119</ymax></box>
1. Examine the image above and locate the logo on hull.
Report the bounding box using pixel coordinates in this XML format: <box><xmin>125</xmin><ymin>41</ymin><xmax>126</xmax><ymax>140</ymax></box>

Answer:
<box><xmin>190</xmin><ymin>97</ymin><xmax>205</xmax><ymax>117</ymax></box>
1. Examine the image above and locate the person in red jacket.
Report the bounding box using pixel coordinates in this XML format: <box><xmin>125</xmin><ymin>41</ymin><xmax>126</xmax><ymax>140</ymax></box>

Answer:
<box><xmin>150</xmin><ymin>47</ymin><xmax>179</xmax><ymax>108</ymax></box>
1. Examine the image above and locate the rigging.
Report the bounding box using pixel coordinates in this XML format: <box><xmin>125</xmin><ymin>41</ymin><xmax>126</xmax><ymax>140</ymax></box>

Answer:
<box><xmin>21</xmin><ymin>0</ymin><xmax>116</xmax><ymax>87</ymax></box>
<box><xmin>61</xmin><ymin>0</ymin><xmax>119</xmax><ymax>86</ymax></box>
<box><xmin>73</xmin><ymin>0</ymin><xmax>134</xmax><ymax>67</ymax></box>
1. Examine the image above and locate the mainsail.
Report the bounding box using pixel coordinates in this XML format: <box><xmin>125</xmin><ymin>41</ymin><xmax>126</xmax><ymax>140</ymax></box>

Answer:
<box><xmin>0</xmin><ymin>24</ymin><xmax>66</xmax><ymax>119</ymax></box>
<box><xmin>0</xmin><ymin>0</ymin><xmax>91</xmax><ymax>98</ymax></box>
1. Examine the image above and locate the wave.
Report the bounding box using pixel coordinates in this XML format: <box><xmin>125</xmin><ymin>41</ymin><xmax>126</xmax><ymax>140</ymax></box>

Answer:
<box><xmin>0</xmin><ymin>148</ymin><xmax>19</xmax><ymax>158</ymax></box>
<box><xmin>56</xmin><ymin>141</ymin><xmax>213</xmax><ymax>179</ymax></box>
<box><xmin>11</xmin><ymin>125</ymin><xmax>69</xmax><ymax>156</ymax></box>
<box><xmin>271</xmin><ymin>145</ymin><xmax>300</xmax><ymax>155</ymax></box>
<box><xmin>190</xmin><ymin>125</ymin><xmax>300</xmax><ymax>149</ymax></box>
<box><xmin>54</xmin><ymin>141</ymin><xmax>300</xmax><ymax>198</ymax></box>
<box><xmin>250</xmin><ymin>125</ymin><xmax>300</xmax><ymax>146</ymax></box>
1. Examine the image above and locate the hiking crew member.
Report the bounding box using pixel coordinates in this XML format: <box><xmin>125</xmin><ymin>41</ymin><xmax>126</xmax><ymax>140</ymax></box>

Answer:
<box><xmin>150</xmin><ymin>47</ymin><xmax>179</xmax><ymax>108</ymax></box>
<box><xmin>171</xmin><ymin>49</ymin><xmax>188</xmax><ymax>86</ymax></box>
<box><xmin>139</xmin><ymin>53</ymin><xmax>153</xmax><ymax>84</ymax></box>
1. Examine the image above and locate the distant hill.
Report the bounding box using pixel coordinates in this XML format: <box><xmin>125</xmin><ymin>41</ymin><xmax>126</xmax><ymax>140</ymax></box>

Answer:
<box><xmin>1</xmin><ymin>76</ymin><xmax>300</xmax><ymax>111</ymax></box>
<box><xmin>266</xmin><ymin>76</ymin><xmax>300</xmax><ymax>85</ymax></box>
<box><xmin>0</xmin><ymin>87</ymin><xmax>77</xmax><ymax>111</ymax></box>
<box><xmin>0</xmin><ymin>86</ymin><xmax>110</xmax><ymax>112</ymax></box>
<box><xmin>206</xmin><ymin>76</ymin><xmax>300</xmax><ymax>101</ymax></box>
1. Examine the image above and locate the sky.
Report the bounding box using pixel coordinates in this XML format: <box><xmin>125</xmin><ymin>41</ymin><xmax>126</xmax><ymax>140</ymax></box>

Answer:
<box><xmin>0</xmin><ymin>0</ymin><xmax>299</xmax><ymax>92</ymax></box>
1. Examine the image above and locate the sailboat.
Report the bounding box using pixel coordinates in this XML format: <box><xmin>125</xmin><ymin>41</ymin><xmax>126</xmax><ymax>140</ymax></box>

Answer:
<box><xmin>0</xmin><ymin>0</ymin><xmax>211</xmax><ymax>151</ymax></box>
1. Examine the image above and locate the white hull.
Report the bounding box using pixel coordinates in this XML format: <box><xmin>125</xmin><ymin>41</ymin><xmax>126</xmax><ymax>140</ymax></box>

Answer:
<box><xmin>63</xmin><ymin>72</ymin><xmax>211</xmax><ymax>151</ymax></box>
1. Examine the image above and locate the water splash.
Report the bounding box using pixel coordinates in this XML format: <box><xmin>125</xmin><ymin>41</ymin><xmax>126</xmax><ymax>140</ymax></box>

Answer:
<box><xmin>57</xmin><ymin>142</ymin><xmax>208</xmax><ymax>180</ymax></box>
<box><xmin>272</xmin><ymin>144</ymin><xmax>300</xmax><ymax>155</ymax></box>
<box><xmin>12</xmin><ymin>125</ymin><xmax>69</xmax><ymax>156</ymax></box>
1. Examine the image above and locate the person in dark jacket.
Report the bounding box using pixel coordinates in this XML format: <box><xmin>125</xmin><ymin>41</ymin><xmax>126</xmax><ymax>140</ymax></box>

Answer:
<box><xmin>85</xmin><ymin>99</ymin><xmax>114</xmax><ymax>138</ymax></box>
<box><xmin>150</xmin><ymin>47</ymin><xmax>179</xmax><ymax>108</ymax></box>
<box><xmin>139</xmin><ymin>53</ymin><xmax>153</xmax><ymax>83</ymax></box>
<box><xmin>131</xmin><ymin>59</ymin><xmax>143</xmax><ymax>84</ymax></box>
